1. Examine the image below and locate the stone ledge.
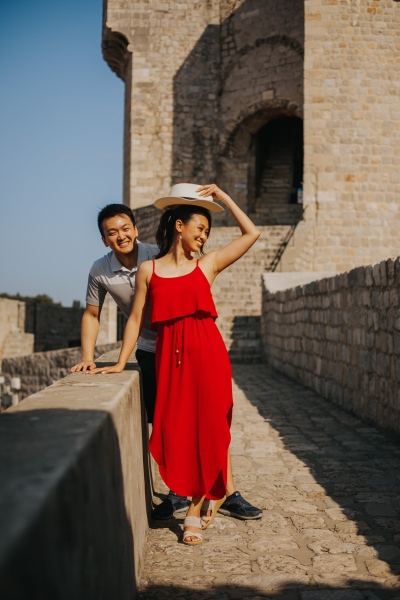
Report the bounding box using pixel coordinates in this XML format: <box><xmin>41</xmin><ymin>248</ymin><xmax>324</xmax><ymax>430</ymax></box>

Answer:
<box><xmin>0</xmin><ymin>349</ymin><xmax>150</xmax><ymax>600</ymax></box>
<box><xmin>263</xmin><ymin>271</ymin><xmax>337</xmax><ymax>294</ymax></box>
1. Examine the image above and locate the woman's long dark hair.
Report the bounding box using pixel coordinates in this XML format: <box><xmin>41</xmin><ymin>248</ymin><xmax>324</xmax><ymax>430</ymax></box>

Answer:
<box><xmin>156</xmin><ymin>205</ymin><xmax>212</xmax><ymax>258</ymax></box>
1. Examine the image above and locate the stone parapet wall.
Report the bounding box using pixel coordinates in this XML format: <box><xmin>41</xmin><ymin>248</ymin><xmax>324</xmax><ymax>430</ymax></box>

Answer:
<box><xmin>0</xmin><ymin>349</ymin><xmax>149</xmax><ymax>599</ymax></box>
<box><xmin>1</xmin><ymin>342</ymin><xmax>120</xmax><ymax>401</ymax></box>
<box><xmin>261</xmin><ymin>258</ymin><xmax>400</xmax><ymax>436</ymax></box>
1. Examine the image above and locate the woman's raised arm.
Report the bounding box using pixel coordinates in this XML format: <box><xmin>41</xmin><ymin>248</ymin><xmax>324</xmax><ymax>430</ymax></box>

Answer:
<box><xmin>90</xmin><ymin>261</ymin><xmax>152</xmax><ymax>374</ymax></box>
<box><xmin>197</xmin><ymin>184</ymin><xmax>260</xmax><ymax>277</ymax></box>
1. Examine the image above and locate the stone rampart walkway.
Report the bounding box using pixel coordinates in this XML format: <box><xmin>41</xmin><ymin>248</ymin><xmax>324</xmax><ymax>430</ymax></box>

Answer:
<box><xmin>139</xmin><ymin>365</ymin><xmax>400</xmax><ymax>600</ymax></box>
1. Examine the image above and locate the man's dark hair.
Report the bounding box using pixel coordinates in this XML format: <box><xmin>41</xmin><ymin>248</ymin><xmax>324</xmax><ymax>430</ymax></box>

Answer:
<box><xmin>97</xmin><ymin>204</ymin><xmax>136</xmax><ymax>236</ymax></box>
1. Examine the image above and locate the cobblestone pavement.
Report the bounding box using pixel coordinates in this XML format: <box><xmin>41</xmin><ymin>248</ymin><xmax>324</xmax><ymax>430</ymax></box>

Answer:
<box><xmin>139</xmin><ymin>365</ymin><xmax>400</xmax><ymax>600</ymax></box>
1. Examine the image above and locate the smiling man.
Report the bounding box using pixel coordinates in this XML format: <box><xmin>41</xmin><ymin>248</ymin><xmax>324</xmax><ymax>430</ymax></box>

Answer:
<box><xmin>70</xmin><ymin>203</ymin><xmax>160</xmax><ymax>420</ymax></box>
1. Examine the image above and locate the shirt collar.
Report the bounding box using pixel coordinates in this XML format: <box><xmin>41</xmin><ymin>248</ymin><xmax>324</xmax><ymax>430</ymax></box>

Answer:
<box><xmin>110</xmin><ymin>244</ymin><xmax>140</xmax><ymax>273</ymax></box>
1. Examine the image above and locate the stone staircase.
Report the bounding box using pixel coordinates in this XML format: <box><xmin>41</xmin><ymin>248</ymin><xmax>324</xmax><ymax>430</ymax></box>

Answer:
<box><xmin>259</xmin><ymin>160</ymin><xmax>292</xmax><ymax>204</ymax></box>
<box><xmin>248</xmin><ymin>121</ymin><xmax>303</xmax><ymax>226</ymax></box>
<box><xmin>205</xmin><ymin>225</ymin><xmax>293</xmax><ymax>363</ymax></box>
<box><xmin>252</xmin><ymin>158</ymin><xmax>303</xmax><ymax>225</ymax></box>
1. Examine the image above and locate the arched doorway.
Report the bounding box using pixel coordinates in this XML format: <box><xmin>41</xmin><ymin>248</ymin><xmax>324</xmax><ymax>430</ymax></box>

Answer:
<box><xmin>217</xmin><ymin>106</ymin><xmax>303</xmax><ymax>227</ymax></box>
<box><xmin>249</xmin><ymin>116</ymin><xmax>303</xmax><ymax>224</ymax></box>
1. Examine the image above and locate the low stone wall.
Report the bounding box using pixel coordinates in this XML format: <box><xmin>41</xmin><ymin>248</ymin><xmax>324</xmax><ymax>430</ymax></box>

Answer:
<box><xmin>1</xmin><ymin>342</ymin><xmax>120</xmax><ymax>400</ymax></box>
<box><xmin>261</xmin><ymin>258</ymin><xmax>400</xmax><ymax>436</ymax></box>
<box><xmin>0</xmin><ymin>349</ymin><xmax>150</xmax><ymax>599</ymax></box>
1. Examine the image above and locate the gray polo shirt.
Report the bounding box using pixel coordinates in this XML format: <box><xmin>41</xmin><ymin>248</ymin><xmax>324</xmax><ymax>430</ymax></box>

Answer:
<box><xmin>86</xmin><ymin>241</ymin><xmax>158</xmax><ymax>352</ymax></box>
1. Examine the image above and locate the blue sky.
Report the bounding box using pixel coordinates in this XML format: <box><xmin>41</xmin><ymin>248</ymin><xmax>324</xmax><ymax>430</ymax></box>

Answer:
<box><xmin>0</xmin><ymin>0</ymin><xmax>124</xmax><ymax>306</ymax></box>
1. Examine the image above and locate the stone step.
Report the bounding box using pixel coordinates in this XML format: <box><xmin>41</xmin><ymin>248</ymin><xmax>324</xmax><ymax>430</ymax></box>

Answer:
<box><xmin>228</xmin><ymin>348</ymin><xmax>263</xmax><ymax>364</ymax></box>
<box><xmin>205</xmin><ymin>225</ymin><xmax>293</xmax><ymax>359</ymax></box>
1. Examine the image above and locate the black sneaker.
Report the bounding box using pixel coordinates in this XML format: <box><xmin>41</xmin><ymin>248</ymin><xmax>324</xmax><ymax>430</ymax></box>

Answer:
<box><xmin>217</xmin><ymin>491</ymin><xmax>263</xmax><ymax>520</ymax></box>
<box><xmin>151</xmin><ymin>491</ymin><xmax>189</xmax><ymax>520</ymax></box>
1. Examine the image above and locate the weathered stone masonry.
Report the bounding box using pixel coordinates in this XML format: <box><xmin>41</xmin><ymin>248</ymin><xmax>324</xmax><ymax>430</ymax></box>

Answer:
<box><xmin>291</xmin><ymin>0</ymin><xmax>400</xmax><ymax>273</ymax></box>
<box><xmin>104</xmin><ymin>0</ymin><xmax>400</xmax><ymax>275</ymax></box>
<box><xmin>262</xmin><ymin>257</ymin><xmax>400</xmax><ymax>436</ymax></box>
<box><xmin>103</xmin><ymin>0</ymin><xmax>304</xmax><ymax>225</ymax></box>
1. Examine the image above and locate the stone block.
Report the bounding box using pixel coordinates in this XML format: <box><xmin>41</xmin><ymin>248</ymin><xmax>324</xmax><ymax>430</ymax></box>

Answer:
<box><xmin>0</xmin><ymin>349</ymin><xmax>149</xmax><ymax>599</ymax></box>
<box><xmin>387</xmin><ymin>259</ymin><xmax>395</xmax><ymax>286</ymax></box>
<box><xmin>348</xmin><ymin>266</ymin><xmax>365</xmax><ymax>288</ymax></box>
<box><xmin>372</xmin><ymin>265</ymin><xmax>381</xmax><ymax>286</ymax></box>
<box><xmin>379</xmin><ymin>260</ymin><xmax>388</xmax><ymax>286</ymax></box>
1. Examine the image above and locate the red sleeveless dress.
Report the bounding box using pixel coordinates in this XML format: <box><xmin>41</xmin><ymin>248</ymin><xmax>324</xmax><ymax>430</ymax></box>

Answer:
<box><xmin>148</xmin><ymin>260</ymin><xmax>233</xmax><ymax>500</ymax></box>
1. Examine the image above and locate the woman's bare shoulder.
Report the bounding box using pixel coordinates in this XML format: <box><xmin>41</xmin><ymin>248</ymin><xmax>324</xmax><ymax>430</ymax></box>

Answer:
<box><xmin>137</xmin><ymin>260</ymin><xmax>154</xmax><ymax>278</ymax></box>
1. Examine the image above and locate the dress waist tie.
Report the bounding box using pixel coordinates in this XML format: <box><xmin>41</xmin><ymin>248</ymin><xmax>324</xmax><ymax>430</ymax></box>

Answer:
<box><xmin>174</xmin><ymin>318</ymin><xmax>185</xmax><ymax>367</ymax></box>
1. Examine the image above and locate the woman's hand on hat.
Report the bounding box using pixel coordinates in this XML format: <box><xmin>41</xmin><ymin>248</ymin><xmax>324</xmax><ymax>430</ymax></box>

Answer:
<box><xmin>196</xmin><ymin>184</ymin><xmax>231</xmax><ymax>205</ymax></box>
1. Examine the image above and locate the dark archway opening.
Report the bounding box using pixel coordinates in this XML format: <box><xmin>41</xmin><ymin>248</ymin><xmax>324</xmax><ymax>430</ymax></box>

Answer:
<box><xmin>249</xmin><ymin>116</ymin><xmax>303</xmax><ymax>225</ymax></box>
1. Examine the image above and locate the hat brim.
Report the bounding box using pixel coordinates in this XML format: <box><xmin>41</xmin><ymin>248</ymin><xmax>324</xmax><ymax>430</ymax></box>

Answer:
<box><xmin>154</xmin><ymin>196</ymin><xmax>224</xmax><ymax>213</ymax></box>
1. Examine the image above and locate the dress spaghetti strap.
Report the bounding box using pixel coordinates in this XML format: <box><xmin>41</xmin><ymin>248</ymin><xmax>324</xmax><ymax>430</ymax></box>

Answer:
<box><xmin>152</xmin><ymin>259</ymin><xmax>156</xmax><ymax>273</ymax></box>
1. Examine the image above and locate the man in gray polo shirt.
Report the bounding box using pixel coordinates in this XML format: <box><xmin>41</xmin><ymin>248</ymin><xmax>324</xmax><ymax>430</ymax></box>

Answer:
<box><xmin>71</xmin><ymin>203</ymin><xmax>262</xmax><ymax>522</ymax></box>
<box><xmin>70</xmin><ymin>203</ymin><xmax>159</xmax><ymax>422</ymax></box>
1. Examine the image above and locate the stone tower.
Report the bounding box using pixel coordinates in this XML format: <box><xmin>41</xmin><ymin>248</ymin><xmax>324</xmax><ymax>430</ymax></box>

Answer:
<box><xmin>102</xmin><ymin>0</ymin><xmax>400</xmax><ymax>273</ymax></box>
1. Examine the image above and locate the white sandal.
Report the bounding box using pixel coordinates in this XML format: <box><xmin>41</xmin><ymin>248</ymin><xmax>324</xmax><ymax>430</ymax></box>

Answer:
<box><xmin>182</xmin><ymin>516</ymin><xmax>203</xmax><ymax>545</ymax></box>
<box><xmin>200</xmin><ymin>497</ymin><xmax>226</xmax><ymax>530</ymax></box>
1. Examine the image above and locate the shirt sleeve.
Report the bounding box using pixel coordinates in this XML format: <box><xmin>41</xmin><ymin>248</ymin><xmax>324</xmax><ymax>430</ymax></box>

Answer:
<box><xmin>85</xmin><ymin>269</ymin><xmax>107</xmax><ymax>308</ymax></box>
<box><xmin>148</xmin><ymin>244</ymin><xmax>159</xmax><ymax>259</ymax></box>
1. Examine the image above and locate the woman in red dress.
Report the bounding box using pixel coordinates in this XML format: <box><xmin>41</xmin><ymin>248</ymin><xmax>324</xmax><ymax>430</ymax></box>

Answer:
<box><xmin>92</xmin><ymin>184</ymin><xmax>259</xmax><ymax>545</ymax></box>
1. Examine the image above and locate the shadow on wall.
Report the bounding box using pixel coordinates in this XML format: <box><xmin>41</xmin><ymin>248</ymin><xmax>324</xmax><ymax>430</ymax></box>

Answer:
<box><xmin>171</xmin><ymin>24</ymin><xmax>220</xmax><ymax>189</ymax></box>
<box><xmin>0</xmin><ymin>403</ymin><xmax>151</xmax><ymax>599</ymax></box>
<box><xmin>172</xmin><ymin>0</ymin><xmax>304</xmax><ymax>228</ymax></box>
<box><xmin>231</xmin><ymin>367</ymin><xmax>400</xmax><ymax>591</ymax></box>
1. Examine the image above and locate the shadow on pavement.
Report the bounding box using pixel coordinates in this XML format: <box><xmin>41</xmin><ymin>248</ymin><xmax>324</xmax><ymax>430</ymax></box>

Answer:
<box><xmin>139</xmin><ymin>580</ymin><xmax>400</xmax><ymax>599</ymax></box>
<box><xmin>230</xmin><ymin>365</ymin><xmax>400</xmax><ymax>596</ymax></box>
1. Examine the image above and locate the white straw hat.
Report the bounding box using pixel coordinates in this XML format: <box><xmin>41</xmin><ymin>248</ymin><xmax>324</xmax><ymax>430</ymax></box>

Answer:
<box><xmin>154</xmin><ymin>183</ymin><xmax>224</xmax><ymax>213</ymax></box>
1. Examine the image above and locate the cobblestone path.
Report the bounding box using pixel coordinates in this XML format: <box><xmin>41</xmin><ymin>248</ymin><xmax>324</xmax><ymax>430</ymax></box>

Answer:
<box><xmin>139</xmin><ymin>365</ymin><xmax>400</xmax><ymax>600</ymax></box>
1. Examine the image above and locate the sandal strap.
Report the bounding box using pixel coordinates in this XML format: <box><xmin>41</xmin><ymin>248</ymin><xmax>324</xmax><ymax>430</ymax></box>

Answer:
<box><xmin>183</xmin><ymin>530</ymin><xmax>202</xmax><ymax>541</ymax></box>
<box><xmin>184</xmin><ymin>516</ymin><xmax>202</xmax><ymax>528</ymax></box>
